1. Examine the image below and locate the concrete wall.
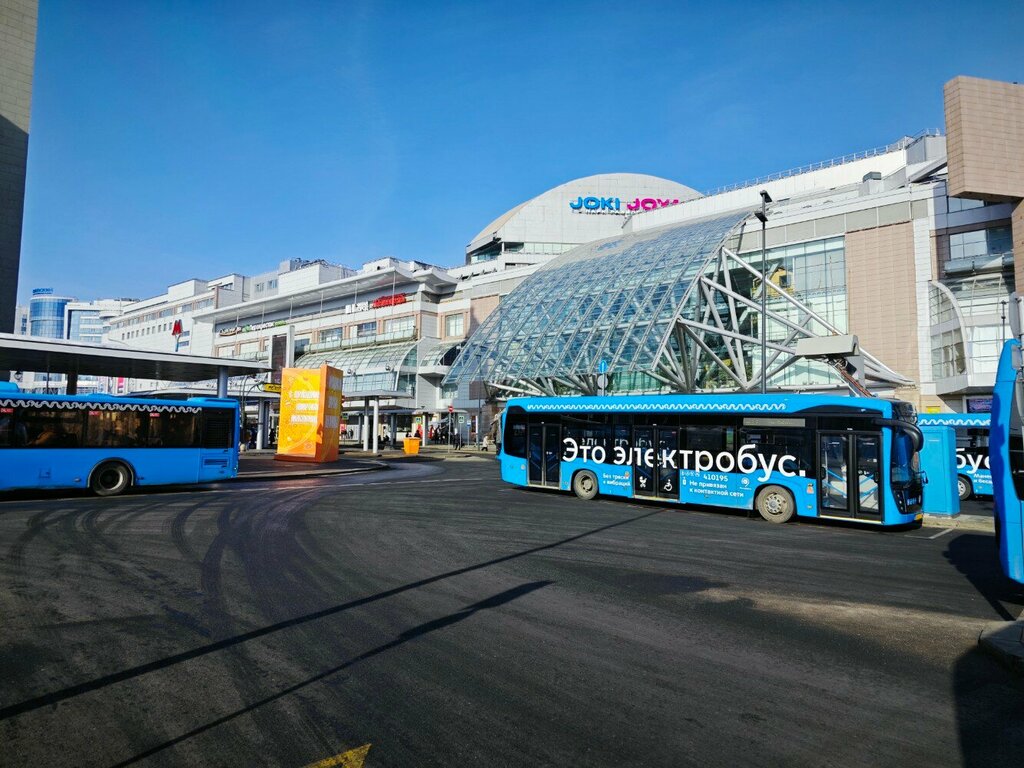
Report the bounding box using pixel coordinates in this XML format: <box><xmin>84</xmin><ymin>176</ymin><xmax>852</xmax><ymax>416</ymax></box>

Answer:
<box><xmin>944</xmin><ymin>76</ymin><xmax>1024</xmax><ymax>202</ymax></box>
<box><xmin>845</xmin><ymin>222</ymin><xmax>919</xmax><ymax>380</ymax></box>
<box><xmin>944</xmin><ymin>76</ymin><xmax>1024</xmax><ymax>332</ymax></box>
<box><xmin>0</xmin><ymin>0</ymin><xmax>36</xmax><ymax>333</ymax></box>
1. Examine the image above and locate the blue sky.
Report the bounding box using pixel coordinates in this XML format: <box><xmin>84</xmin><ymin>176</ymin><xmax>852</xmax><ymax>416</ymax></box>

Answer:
<box><xmin>17</xmin><ymin>0</ymin><xmax>1024</xmax><ymax>302</ymax></box>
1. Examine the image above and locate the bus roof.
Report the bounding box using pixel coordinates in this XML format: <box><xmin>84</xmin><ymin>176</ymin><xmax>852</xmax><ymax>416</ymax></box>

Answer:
<box><xmin>506</xmin><ymin>392</ymin><xmax>899</xmax><ymax>417</ymax></box>
<box><xmin>918</xmin><ymin>413</ymin><xmax>989</xmax><ymax>427</ymax></box>
<box><xmin>0</xmin><ymin>391</ymin><xmax>237</xmax><ymax>409</ymax></box>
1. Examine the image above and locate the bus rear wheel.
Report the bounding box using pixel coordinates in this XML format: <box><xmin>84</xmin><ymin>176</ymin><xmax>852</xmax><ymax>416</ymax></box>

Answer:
<box><xmin>90</xmin><ymin>461</ymin><xmax>132</xmax><ymax>497</ymax></box>
<box><xmin>572</xmin><ymin>470</ymin><xmax>599</xmax><ymax>501</ymax></box>
<box><xmin>756</xmin><ymin>485</ymin><xmax>795</xmax><ymax>524</ymax></box>
<box><xmin>957</xmin><ymin>475</ymin><xmax>973</xmax><ymax>501</ymax></box>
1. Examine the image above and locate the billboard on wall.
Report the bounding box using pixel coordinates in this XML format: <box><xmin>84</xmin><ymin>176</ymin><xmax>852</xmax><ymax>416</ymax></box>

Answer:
<box><xmin>275</xmin><ymin>365</ymin><xmax>344</xmax><ymax>463</ymax></box>
<box><xmin>270</xmin><ymin>334</ymin><xmax>289</xmax><ymax>385</ymax></box>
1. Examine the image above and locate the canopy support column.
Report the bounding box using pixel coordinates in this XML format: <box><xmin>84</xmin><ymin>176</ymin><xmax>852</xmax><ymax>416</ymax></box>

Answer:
<box><xmin>372</xmin><ymin>398</ymin><xmax>379</xmax><ymax>454</ymax></box>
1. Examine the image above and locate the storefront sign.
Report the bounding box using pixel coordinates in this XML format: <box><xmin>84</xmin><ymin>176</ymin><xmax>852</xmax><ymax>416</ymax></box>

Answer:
<box><xmin>372</xmin><ymin>293</ymin><xmax>407</xmax><ymax>309</ymax></box>
<box><xmin>570</xmin><ymin>196</ymin><xmax>623</xmax><ymax>212</ymax></box>
<box><xmin>276</xmin><ymin>365</ymin><xmax>344</xmax><ymax>463</ymax></box>
<box><xmin>627</xmin><ymin>197</ymin><xmax>681</xmax><ymax>211</ymax></box>
<box><xmin>219</xmin><ymin>320</ymin><xmax>287</xmax><ymax>337</ymax></box>
<box><xmin>966</xmin><ymin>397</ymin><xmax>992</xmax><ymax>414</ymax></box>
<box><xmin>344</xmin><ymin>293</ymin><xmax>408</xmax><ymax>314</ymax></box>
<box><xmin>568</xmin><ymin>196</ymin><xmax>682</xmax><ymax>215</ymax></box>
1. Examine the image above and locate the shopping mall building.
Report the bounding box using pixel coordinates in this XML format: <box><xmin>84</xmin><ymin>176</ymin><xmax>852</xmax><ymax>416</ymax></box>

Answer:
<box><xmin>18</xmin><ymin>75</ymin><xmax>1022</xmax><ymax>443</ymax></box>
<box><xmin>447</xmin><ymin>76</ymin><xmax>1024</xmax><ymax>421</ymax></box>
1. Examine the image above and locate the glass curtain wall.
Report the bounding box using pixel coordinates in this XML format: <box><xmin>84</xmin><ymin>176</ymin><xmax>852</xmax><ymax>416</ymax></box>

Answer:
<box><xmin>734</xmin><ymin>236</ymin><xmax>847</xmax><ymax>388</ymax></box>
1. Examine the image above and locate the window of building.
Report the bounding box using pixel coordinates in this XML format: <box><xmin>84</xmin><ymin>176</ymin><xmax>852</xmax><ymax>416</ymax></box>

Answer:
<box><xmin>949</xmin><ymin>226</ymin><xmax>1013</xmax><ymax>262</ymax></box>
<box><xmin>320</xmin><ymin>327</ymin><xmax>343</xmax><ymax>344</ymax></box>
<box><xmin>445</xmin><ymin>314</ymin><xmax>465</xmax><ymax>338</ymax></box>
<box><xmin>384</xmin><ymin>316</ymin><xmax>414</xmax><ymax>334</ymax></box>
<box><xmin>356</xmin><ymin>321</ymin><xmax>377</xmax><ymax>338</ymax></box>
<box><xmin>947</xmin><ymin>196</ymin><xmax>986</xmax><ymax>213</ymax></box>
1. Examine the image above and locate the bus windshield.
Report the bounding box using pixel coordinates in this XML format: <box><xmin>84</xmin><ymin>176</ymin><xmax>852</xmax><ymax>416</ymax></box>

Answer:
<box><xmin>890</xmin><ymin>431</ymin><xmax>918</xmax><ymax>489</ymax></box>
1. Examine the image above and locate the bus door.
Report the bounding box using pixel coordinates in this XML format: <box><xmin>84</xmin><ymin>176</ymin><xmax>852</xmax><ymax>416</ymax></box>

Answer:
<box><xmin>633</xmin><ymin>427</ymin><xmax>655</xmax><ymax>496</ymax></box>
<box><xmin>817</xmin><ymin>432</ymin><xmax>882</xmax><ymax>520</ymax></box>
<box><xmin>527</xmin><ymin>424</ymin><xmax>560</xmax><ymax>488</ymax></box>
<box><xmin>656</xmin><ymin>428</ymin><xmax>679</xmax><ymax>499</ymax></box>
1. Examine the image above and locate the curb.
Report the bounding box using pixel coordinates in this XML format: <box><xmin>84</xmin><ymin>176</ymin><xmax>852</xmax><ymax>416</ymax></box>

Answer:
<box><xmin>921</xmin><ymin>513</ymin><xmax>993</xmax><ymax>532</ymax></box>
<box><xmin>979</xmin><ymin>621</ymin><xmax>1024</xmax><ymax>676</ymax></box>
<box><xmin>233</xmin><ymin>460</ymin><xmax>388</xmax><ymax>482</ymax></box>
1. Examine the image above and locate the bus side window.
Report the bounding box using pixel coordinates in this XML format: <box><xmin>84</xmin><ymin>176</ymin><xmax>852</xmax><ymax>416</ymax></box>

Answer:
<box><xmin>505</xmin><ymin>417</ymin><xmax>527</xmax><ymax>458</ymax></box>
<box><xmin>684</xmin><ymin>426</ymin><xmax>734</xmax><ymax>455</ymax></box>
<box><xmin>0</xmin><ymin>409</ymin><xmax>13</xmax><ymax>447</ymax></box>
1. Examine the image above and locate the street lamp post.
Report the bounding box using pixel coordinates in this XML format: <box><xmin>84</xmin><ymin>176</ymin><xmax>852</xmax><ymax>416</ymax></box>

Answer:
<box><xmin>754</xmin><ymin>190</ymin><xmax>772</xmax><ymax>394</ymax></box>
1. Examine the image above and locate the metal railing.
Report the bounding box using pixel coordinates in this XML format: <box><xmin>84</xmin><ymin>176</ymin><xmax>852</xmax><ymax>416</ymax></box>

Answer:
<box><xmin>307</xmin><ymin>326</ymin><xmax>417</xmax><ymax>353</ymax></box>
<box><xmin>702</xmin><ymin>129</ymin><xmax>944</xmax><ymax>198</ymax></box>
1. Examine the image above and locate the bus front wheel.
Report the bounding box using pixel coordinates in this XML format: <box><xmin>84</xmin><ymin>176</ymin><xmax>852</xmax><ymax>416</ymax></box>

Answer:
<box><xmin>957</xmin><ymin>475</ymin><xmax>973</xmax><ymax>501</ymax></box>
<box><xmin>572</xmin><ymin>470</ymin><xmax>599</xmax><ymax>501</ymax></box>
<box><xmin>90</xmin><ymin>461</ymin><xmax>132</xmax><ymax>497</ymax></box>
<box><xmin>756</xmin><ymin>485</ymin><xmax>795</xmax><ymax>524</ymax></box>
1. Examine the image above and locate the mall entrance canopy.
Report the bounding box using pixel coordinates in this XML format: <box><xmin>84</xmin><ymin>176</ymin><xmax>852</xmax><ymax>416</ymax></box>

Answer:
<box><xmin>445</xmin><ymin>211</ymin><xmax>912</xmax><ymax>396</ymax></box>
<box><xmin>0</xmin><ymin>333</ymin><xmax>269</xmax><ymax>396</ymax></box>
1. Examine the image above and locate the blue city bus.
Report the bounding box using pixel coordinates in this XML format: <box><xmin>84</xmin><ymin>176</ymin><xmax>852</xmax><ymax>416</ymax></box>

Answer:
<box><xmin>0</xmin><ymin>383</ymin><xmax>240</xmax><ymax>496</ymax></box>
<box><xmin>498</xmin><ymin>393</ymin><xmax>924</xmax><ymax>526</ymax></box>
<box><xmin>918</xmin><ymin>412</ymin><xmax>991</xmax><ymax>500</ymax></box>
<box><xmin>989</xmin><ymin>339</ymin><xmax>1024</xmax><ymax>584</ymax></box>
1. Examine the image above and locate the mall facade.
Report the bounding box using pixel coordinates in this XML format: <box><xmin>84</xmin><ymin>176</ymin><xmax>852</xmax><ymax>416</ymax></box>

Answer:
<box><xmin>13</xmin><ymin>75</ymin><xmax>1023</xmax><ymax>441</ymax></box>
<box><xmin>447</xmin><ymin>76</ymin><xmax>1024</xmax><ymax>418</ymax></box>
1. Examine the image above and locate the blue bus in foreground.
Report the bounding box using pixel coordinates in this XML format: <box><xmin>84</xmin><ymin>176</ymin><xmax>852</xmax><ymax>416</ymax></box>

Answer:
<box><xmin>499</xmin><ymin>393</ymin><xmax>924</xmax><ymax>526</ymax></box>
<box><xmin>989</xmin><ymin>339</ymin><xmax>1024</xmax><ymax>584</ymax></box>
<box><xmin>0</xmin><ymin>383</ymin><xmax>239</xmax><ymax>496</ymax></box>
<box><xmin>918</xmin><ymin>412</ymin><xmax>991</xmax><ymax>500</ymax></box>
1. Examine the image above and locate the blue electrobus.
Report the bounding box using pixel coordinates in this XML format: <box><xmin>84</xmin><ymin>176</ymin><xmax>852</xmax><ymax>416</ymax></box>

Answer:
<box><xmin>918</xmin><ymin>412</ymin><xmax>991</xmax><ymax>500</ymax></box>
<box><xmin>0</xmin><ymin>383</ymin><xmax>240</xmax><ymax>496</ymax></box>
<box><xmin>989</xmin><ymin>339</ymin><xmax>1024</xmax><ymax>584</ymax></box>
<box><xmin>498</xmin><ymin>393</ymin><xmax>924</xmax><ymax>526</ymax></box>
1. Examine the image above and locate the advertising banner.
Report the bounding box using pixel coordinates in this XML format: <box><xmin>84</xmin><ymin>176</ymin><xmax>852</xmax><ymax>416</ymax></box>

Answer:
<box><xmin>275</xmin><ymin>365</ymin><xmax>344</xmax><ymax>463</ymax></box>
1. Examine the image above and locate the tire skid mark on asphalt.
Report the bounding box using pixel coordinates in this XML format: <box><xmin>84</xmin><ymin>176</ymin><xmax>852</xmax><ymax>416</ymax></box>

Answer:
<box><xmin>169</xmin><ymin>499</ymin><xmax>221</xmax><ymax>565</ymax></box>
<box><xmin>0</xmin><ymin>507</ymin><xmax>661</xmax><ymax>723</ymax></box>
<box><xmin>191</xmin><ymin>485</ymin><xmax>357</xmax><ymax>761</ymax></box>
<box><xmin>105</xmin><ymin>582</ymin><xmax>550</xmax><ymax>768</ymax></box>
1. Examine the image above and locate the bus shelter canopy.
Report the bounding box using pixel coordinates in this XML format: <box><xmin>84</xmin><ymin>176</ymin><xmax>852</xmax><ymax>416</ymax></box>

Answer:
<box><xmin>0</xmin><ymin>333</ymin><xmax>269</xmax><ymax>382</ymax></box>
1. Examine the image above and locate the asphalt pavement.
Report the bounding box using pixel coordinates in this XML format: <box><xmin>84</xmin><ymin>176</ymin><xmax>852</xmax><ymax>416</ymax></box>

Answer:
<box><xmin>0</xmin><ymin>459</ymin><xmax>1022</xmax><ymax>767</ymax></box>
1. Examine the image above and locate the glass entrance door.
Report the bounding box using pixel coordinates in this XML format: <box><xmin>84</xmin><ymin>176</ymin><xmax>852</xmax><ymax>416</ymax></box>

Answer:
<box><xmin>528</xmin><ymin>424</ymin><xmax>561</xmax><ymax>488</ymax></box>
<box><xmin>633</xmin><ymin>427</ymin><xmax>655</xmax><ymax>496</ymax></box>
<box><xmin>656</xmin><ymin>428</ymin><xmax>679</xmax><ymax>499</ymax></box>
<box><xmin>818</xmin><ymin>432</ymin><xmax>882</xmax><ymax>520</ymax></box>
<box><xmin>854</xmin><ymin>435</ymin><xmax>881</xmax><ymax>519</ymax></box>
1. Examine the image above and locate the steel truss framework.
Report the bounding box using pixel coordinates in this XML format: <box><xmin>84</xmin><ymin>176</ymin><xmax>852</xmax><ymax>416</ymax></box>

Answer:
<box><xmin>445</xmin><ymin>212</ymin><xmax>911</xmax><ymax>397</ymax></box>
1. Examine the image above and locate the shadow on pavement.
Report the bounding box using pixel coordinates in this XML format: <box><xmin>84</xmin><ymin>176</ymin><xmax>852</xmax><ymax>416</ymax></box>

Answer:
<box><xmin>944</xmin><ymin>533</ymin><xmax>1023</xmax><ymax>621</ymax></box>
<box><xmin>953</xmin><ymin>646</ymin><xmax>1024</xmax><ymax>767</ymax></box>
<box><xmin>107</xmin><ymin>581</ymin><xmax>554</xmax><ymax>767</ymax></box>
<box><xmin>0</xmin><ymin>508</ymin><xmax>661</xmax><ymax>721</ymax></box>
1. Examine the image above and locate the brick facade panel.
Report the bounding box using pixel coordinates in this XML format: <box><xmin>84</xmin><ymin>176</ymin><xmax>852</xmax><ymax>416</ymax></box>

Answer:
<box><xmin>846</xmin><ymin>223</ymin><xmax>919</xmax><ymax>379</ymax></box>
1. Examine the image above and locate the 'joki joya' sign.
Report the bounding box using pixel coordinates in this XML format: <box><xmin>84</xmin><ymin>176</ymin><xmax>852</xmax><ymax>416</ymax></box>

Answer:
<box><xmin>569</xmin><ymin>197</ymin><xmax>682</xmax><ymax>214</ymax></box>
